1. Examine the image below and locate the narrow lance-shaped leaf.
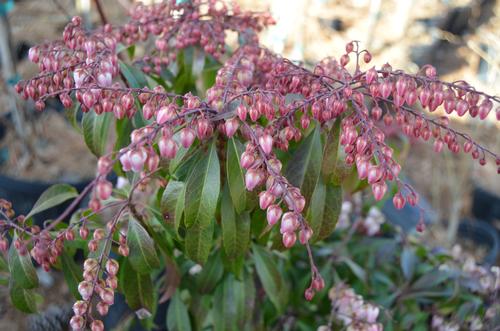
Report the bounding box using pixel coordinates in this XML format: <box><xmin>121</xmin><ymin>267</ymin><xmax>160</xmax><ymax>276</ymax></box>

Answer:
<box><xmin>307</xmin><ymin>180</ymin><xmax>342</xmax><ymax>242</ymax></box>
<box><xmin>167</xmin><ymin>291</ymin><xmax>192</xmax><ymax>331</ymax></box>
<box><xmin>9</xmin><ymin>281</ymin><xmax>38</xmax><ymax>313</ymax></box>
<box><xmin>184</xmin><ymin>142</ymin><xmax>220</xmax><ymax>264</ymax></box>
<box><xmin>8</xmin><ymin>237</ymin><xmax>38</xmax><ymax>289</ymax></box>
<box><xmin>321</xmin><ymin>119</ymin><xmax>341</xmax><ymax>182</ymax></box>
<box><xmin>82</xmin><ymin>111</ymin><xmax>112</xmax><ymax>157</ymax></box>
<box><xmin>252</xmin><ymin>244</ymin><xmax>288</xmax><ymax>313</ymax></box>
<box><xmin>119</xmin><ymin>259</ymin><xmax>154</xmax><ymax>313</ymax></box>
<box><xmin>160</xmin><ymin>180</ymin><xmax>185</xmax><ymax>234</ymax></box>
<box><xmin>127</xmin><ymin>217</ymin><xmax>160</xmax><ymax>273</ymax></box>
<box><xmin>213</xmin><ymin>274</ymin><xmax>247</xmax><ymax>331</ymax></box>
<box><xmin>196</xmin><ymin>251</ymin><xmax>224</xmax><ymax>294</ymax></box>
<box><xmin>226</xmin><ymin>138</ymin><xmax>246</xmax><ymax>213</ymax></box>
<box><xmin>221</xmin><ymin>185</ymin><xmax>250</xmax><ymax>260</ymax></box>
<box><xmin>285</xmin><ymin>125</ymin><xmax>323</xmax><ymax>205</ymax></box>
<box><xmin>184</xmin><ymin>141</ymin><xmax>220</xmax><ymax>228</ymax></box>
<box><xmin>60</xmin><ymin>251</ymin><xmax>83</xmax><ymax>299</ymax></box>
<box><xmin>27</xmin><ymin>184</ymin><xmax>78</xmax><ymax>219</ymax></box>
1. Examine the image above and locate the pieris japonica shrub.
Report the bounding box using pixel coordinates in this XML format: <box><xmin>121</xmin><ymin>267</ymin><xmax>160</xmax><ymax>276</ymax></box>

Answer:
<box><xmin>1</xmin><ymin>0</ymin><xmax>499</xmax><ymax>330</ymax></box>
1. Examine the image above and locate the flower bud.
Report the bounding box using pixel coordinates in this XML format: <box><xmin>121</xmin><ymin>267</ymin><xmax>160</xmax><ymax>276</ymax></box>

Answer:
<box><xmin>304</xmin><ymin>287</ymin><xmax>315</xmax><ymax>301</ymax></box>
<box><xmin>299</xmin><ymin>227</ymin><xmax>313</xmax><ymax>244</ymax></box>
<box><xmin>105</xmin><ymin>259</ymin><xmax>119</xmax><ymax>276</ymax></box>
<box><xmin>245</xmin><ymin>169</ymin><xmax>260</xmax><ymax>191</ymax></box>
<box><xmin>312</xmin><ymin>275</ymin><xmax>325</xmax><ymax>290</ymax></box>
<box><xmin>259</xmin><ymin>191</ymin><xmax>275</xmax><ymax>210</ymax></box>
<box><xmin>224</xmin><ymin>118</ymin><xmax>239</xmax><ymax>138</ymax></box>
<box><xmin>129</xmin><ymin>150</ymin><xmax>146</xmax><ymax>172</ymax></box>
<box><xmin>282</xmin><ymin>231</ymin><xmax>297</xmax><ymax>248</ymax></box>
<box><xmin>393</xmin><ymin>193</ymin><xmax>405</xmax><ymax>210</ymax></box>
<box><xmin>372</xmin><ymin>181</ymin><xmax>387</xmax><ymax>201</ymax></box>
<box><xmin>266</xmin><ymin>204</ymin><xmax>282</xmax><ymax>226</ymax></box>
<box><xmin>91</xmin><ymin>320</ymin><xmax>104</xmax><ymax>331</ymax></box>
<box><xmin>97</xmin><ymin>301</ymin><xmax>109</xmax><ymax>316</ymax></box>
<box><xmin>72</xmin><ymin>300</ymin><xmax>88</xmax><ymax>316</ymax></box>
<box><xmin>78</xmin><ymin>281</ymin><xmax>93</xmax><ymax>300</ymax></box>
<box><xmin>121</xmin><ymin>93</ymin><xmax>134</xmax><ymax>111</ymax></box>
<box><xmin>259</xmin><ymin>134</ymin><xmax>273</xmax><ymax>154</ymax></box>
<box><xmin>240</xmin><ymin>152</ymin><xmax>255</xmax><ymax>169</ymax></box>
<box><xmin>280</xmin><ymin>212</ymin><xmax>299</xmax><ymax>234</ymax></box>
<box><xmin>367</xmin><ymin>165</ymin><xmax>383</xmax><ymax>184</ymax></box>
<box><xmin>159</xmin><ymin>137</ymin><xmax>178</xmax><ymax>159</ymax></box>
<box><xmin>180</xmin><ymin>128</ymin><xmax>196</xmax><ymax>148</ymax></box>
<box><xmin>70</xmin><ymin>315</ymin><xmax>85</xmax><ymax>331</ymax></box>
<box><xmin>100</xmin><ymin>287</ymin><xmax>114</xmax><ymax>305</ymax></box>
<box><xmin>96</xmin><ymin>180</ymin><xmax>113</xmax><ymax>200</ymax></box>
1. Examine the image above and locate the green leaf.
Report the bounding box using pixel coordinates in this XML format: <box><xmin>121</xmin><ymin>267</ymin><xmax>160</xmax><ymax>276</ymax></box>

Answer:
<box><xmin>127</xmin><ymin>217</ymin><xmax>161</xmax><ymax>273</ymax></box>
<box><xmin>252</xmin><ymin>244</ymin><xmax>288</xmax><ymax>312</ymax></box>
<box><xmin>226</xmin><ymin>138</ymin><xmax>246</xmax><ymax>213</ymax></box>
<box><xmin>167</xmin><ymin>291</ymin><xmax>192</xmax><ymax>331</ymax></box>
<box><xmin>65</xmin><ymin>103</ymin><xmax>80</xmax><ymax>132</ymax></box>
<box><xmin>285</xmin><ymin>126</ymin><xmax>322</xmax><ymax>205</ymax></box>
<box><xmin>8</xmin><ymin>238</ymin><xmax>38</xmax><ymax>289</ymax></box>
<box><xmin>184</xmin><ymin>141</ymin><xmax>220</xmax><ymax>228</ymax></box>
<box><xmin>184</xmin><ymin>142</ymin><xmax>220</xmax><ymax>264</ymax></box>
<box><xmin>161</xmin><ymin>180</ymin><xmax>185</xmax><ymax>233</ymax></box>
<box><xmin>185</xmin><ymin>219</ymin><xmax>215</xmax><ymax>264</ymax></box>
<box><xmin>27</xmin><ymin>184</ymin><xmax>78</xmax><ymax>219</ymax></box>
<box><xmin>120</xmin><ymin>259</ymin><xmax>154</xmax><ymax>312</ymax></box>
<box><xmin>342</xmin><ymin>257</ymin><xmax>367</xmax><ymax>282</ymax></box>
<box><xmin>412</xmin><ymin>269</ymin><xmax>453</xmax><ymax>291</ymax></box>
<box><xmin>82</xmin><ymin>111</ymin><xmax>112</xmax><ymax>157</ymax></box>
<box><xmin>221</xmin><ymin>186</ymin><xmax>250</xmax><ymax>261</ymax></box>
<box><xmin>307</xmin><ymin>181</ymin><xmax>342</xmax><ymax>241</ymax></box>
<box><xmin>196</xmin><ymin>251</ymin><xmax>224</xmax><ymax>293</ymax></box>
<box><xmin>321</xmin><ymin>119</ymin><xmax>341</xmax><ymax>183</ymax></box>
<box><xmin>120</xmin><ymin>61</ymin><xmax>148</xmax><ymax>88</ymax></box>
<box><xmin>213</xmin><ymin>274</ymin><xmax>247</xmax><ymax>331</ymax></box>
<box><xmin>401</xmin><ymin>247</ymin><xmax>418</xmax><ymax>281</ymax></box>
<box><xmin>9</xmin><ymin>281</ymin><xmax>37</xmax><ymax>313</ymax></box>
<box><xmin>60</xmin><ymin>251</ymin><xmax>83</xmax><ymax>299</ymax></box>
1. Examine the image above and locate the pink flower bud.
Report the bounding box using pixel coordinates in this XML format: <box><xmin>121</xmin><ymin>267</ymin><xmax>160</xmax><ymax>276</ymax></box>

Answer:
<box><xmin>129</xmin><ymin>150</ymin><xmax>146</xmax><ymax>172</ymax></box>
<box><xmin>406</xmin><ymin>192</ymin><xmax>419</xmax><ymax>206</ymax></box>
<box><xmin>97</xmin><ymin>301</ymin><xmax>109</xmax><ymax>316</ymax></box>
<box><xmin>259</xmin><ymin>191</ymin><xmax>275</xmax><ymax>210</ymax></box>
<box><xmin>237</xmin><ymin>104</ymin><xmax>247</xmax><ymax>121</ymax></box>
<box><xmin>259</xmin><ymin>134</ymin><xmax>273</xmax><ymax>154</ymax></box>
<box><xmin>97</xmin><ymin>72</ymin><xmax>112</xmax><ymax>87</ymax></box>
<box><xmin>367</xmin><ymin>165</ymin><xmax>383</xmax><ymax>184</ymax></box>
<box><xmin>96</xmin><ymin>180</ymin><xmax>112</xmax><ymax>200</ymax></box>
<box><xmin>366</xmin><ymin>68</ymin><xmax>378</xmax><ymax>84</ymax></box>
<box><xmin>280</xmin><ymin>212</ymin><xmax>299</xmax><ymax>234</ymax></box>
<box><xmin>147</xmin><ymin>153</ymin><xmax>160</xmax><ymax>172</ymax></box>
<box><xmin>357</xmin><ymin>159</ymin><xmax>369</xmax><ymax>180</ymax></box>
<box><xmin>266</xmin><ymin>204</ymin><xmax>282</xmax><ymax>226</ymax></box>
<box><xmin>156</xmin><ymin>106</ymin><xmax>175</xmax><ymax>125</ymax></box>
<box><xmin>28</xmin><ymin>47</ymin><xmax>39</xmax><ymax>63</ymax></box>
<box><xmin>240</xmin><ymin>152</ymin><xmax>255</xmax><ymax>169</ymax></box>
<box><xmin>82</xmin><ymin>90</ymin><xmax>96</xmax><ymax>109</ymax></box>
<box><xmin>224</xmin><ymin>118</ymin><xmax>239</xmax><ymax>137</ymax></box>
<box><xmin>304</xmin><ymin>287</ymin><xmax>314</xmax><ymax>301</ymax></box>
<box><xmin>113</xmin><ymin>104</ymin><xmax>125</xmax><ymax>119</ymax></box>
<box><xmin>105</xmin><ymin>259</ymin><xmax>119</xmax><ymax>276</ymax></box>
<box><xmin>282</xmin><ymin>231</ymin><xmax>297</xmax><ymax>248</ymax></box>
<box><xmin>245</xmin><ymin>169</ymin><xmax>260</xmax><ymax>191</ymax></box>
<box><xmin>70</xmin><ymin>315</ymin><xmax>85</xmax><ymax>331</ymax></box>
<box><xmin>372</xmin><ymin>182</ymin><xmax>387</xmax><ymax>201</ymax></box>
<box><xmin>180</xmin><ymin>128</ymin><xmax>196</xmax><ymax>148</ymax></box>
<box><xmin>340</xmin><ymin>54</ymin><xmax>349</xmax><ymax>67</ymax></box>
<box><xmin>363</xmin><ymin>51</ymin><xmax>372</xmax><ymax>63</ymax></box>
<box><xmin>72</xmin><ymin>300</ymin><xmax>88</xmax><ymax>316</ymax></box>
<box><xmin>121</xmin><ymin>93</ymin><xmax>134</xmax><ymax>111</ymax></box>
<box><xmin>100</xmin><ymin>288</ymin><xmax>114</xmax><ymax>305</ymax></box>
<box><xmin>312</xmin><ymin>275</ymin><xmax>325</xmax><ymax>290</ymax></box>
<box><xmin>455</xmin><ymin>99</ymin><xmax>468</xmax><ymax>116</ymax></box>
<box><xmin>393</xmin><ymin>193</ymin><xmax>405</xmax><ymax>209</ymax></box>
<box><xmin>196</xmin><ymin>118</ymin><xmax>210</xmax><ymax>139</ymax></box>
<box><xmin>433</xmin><ymin>138</ymin><xmax>444</xmax><ymax>153</ymax></box>
<box><xmin>249</xmin><ymin>107</ymin><xmax>260</xmax><ymax>121</ymax></box>
<box><xmin>84</xmin><ymin>258</ymin><xmax>98</xmax><ymax>271</ymax></box>
<box><xmin>78</xmin><ymin>281</ymin><xmax>93</xmax><ymax>300</ymax></box>
<box><xmin>91</xmin><ymin>320</ymin><xmax>104</xmax><ymax>331</ymax></box>
<box><xmin>379</xmin><ymin>80</ymin><xmax>392</xmax><ymax>99</ymax></box>
<box><xmin>299</xmin><ymin>227</ymin><xmax>313</xmax><ymax>244</ymax></box>
<box><xmin>97</xmin><ymin>157</ymin><xmax>112</xmax><ymax>175</ymax></box>
<box><xmin>159</xmin><ymin>137</ymin><xmax>178</xmax><ymax>159</ymax></box>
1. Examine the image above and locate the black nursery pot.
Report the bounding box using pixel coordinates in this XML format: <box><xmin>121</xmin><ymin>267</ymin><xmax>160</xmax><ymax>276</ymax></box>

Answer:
<box><xmin>0</xmin><ymin>174</ymin><xmax>91</xmax><ymax>225</ymax></box>
<box><xmin>458</xmin><ymin>219</ymin><xmax>500</xmax><ymax>266</ymax></box>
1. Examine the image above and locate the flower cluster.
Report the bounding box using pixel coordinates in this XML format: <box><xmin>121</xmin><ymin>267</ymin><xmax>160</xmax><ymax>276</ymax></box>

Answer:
<box><xmin>323</xmin><ymin>283</ymin><xmax>382</xmax><ymax>331</ymax></box>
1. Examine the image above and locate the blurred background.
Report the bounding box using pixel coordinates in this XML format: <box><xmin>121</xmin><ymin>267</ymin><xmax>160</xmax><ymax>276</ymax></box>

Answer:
<box><xmin>0</xmin><ymin>0</ymin><xmax>498</xmax><ymax>329</ymax></box>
